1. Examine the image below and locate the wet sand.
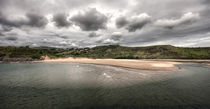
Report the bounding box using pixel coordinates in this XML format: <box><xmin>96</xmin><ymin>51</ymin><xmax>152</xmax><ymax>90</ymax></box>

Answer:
<box><xmin>40</xmin><ymin>57</ymin><xmax>182</xmax><ymax>70</ymax></box>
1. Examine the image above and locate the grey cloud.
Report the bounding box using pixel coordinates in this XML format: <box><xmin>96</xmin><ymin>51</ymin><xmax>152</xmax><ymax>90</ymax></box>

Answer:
<box><xmin>96</xmin><ymin>32</ymin><xmax>123</xmax><ymax>45</ymax></box>
<box><xmin>62</xmin><ymin>0</ymin><xmax>96</xmax><ymax>8</ymax></box>
<box><xmin>53</xmin><ymin>13</ymin><xmax>71</xmax><ymax>28</ymax></box>
<box><xmin>0</xmin><ymin>0</ymin><xmax>129</xmax><ymax>15</ymax></box>
<box><xmin>0</xmin><ymin>0</ymin><xmax>6</xmax><ymax>5</ymax></box>
<box><xmin>0</xmin><ymin>0</ymin><xmax>59</xmax><ymax>15</ymax></box>
<box><xmin>88</xmin><ymin>32</ymin><xmax>101</xmax><ymax>38</ymax></box>
<box><xmin>0</xmin><ymin>32</ymin><xmax>4</xmax><ymax>36</ymax></box>
<box><xmin>0</xmin><ymin>12</ymin><xmax>25</xmax><ymax>27</ymax></box>
<box><xmin>43</xmin><ymin>32</ymin><xmax>70</xmax><ymax>39</ymax></box>
<box><xmin>0</xmin><ymin>11</ymin><xmax>48</xmax><ymax>28</ymax></box>
<box><xmin>202</xmin><ymin>0</ymin><xmax>210</xmax><ymax>4</ymax></box>
<box><xmin>115</xmin><ymin>13</ymin><xmax>151</xmax><ymax>32</ymax></box>
<box><xmin>5</xmin><ymin>36</ymin><xmax>18</xmax><ymax>41</ymax></box>
<box><xmin>102</xmin><ymin>39</ymin><xmax>121</xmax><ymax>45</ymax></box>
<box><xmin>95</xmin><ymin>40</ymin><xmax>103</xmax><ymax>44</ymax></box>
<box><xmin>155</xmin><ymin>12</ymin><xmax>200</xmax><ymax>29</ymax></box>
<box><xmin>0</xmin><ymin>0</ymin><xmax>210</xmax><ymax>47</ymax></box>
<box><xmin>121</xmin><ymin>22</ymin><xmax>210</xmax><ymax>47</ymax></box>
<box><xmin>104</xmin><ymin>40</ymin><xmax>116</xmax><ymax>44</ymax></box>
<box><xmin>111</xmin><ymin>32</ymin><xmax>122</xmax><ymax>41</ymax></box>
<box><xmin>63</xmin><ymin>0</ymin><xmax>129</xmax><ymax>10</ymax></box>
<box><xmin>100</xmin><ymin>0</ymin><xmax>129</xmax><ymax>9</ymax></box>
<box><xmin>132</xmin><ymin>0</ymin><xmax>201</xmax><ymax>18</ymax></box>
<box><xmin>25</xmin><ymin>12</ymin><xmax>48</xmax><ymax>28</ymax></box>
<box><xmin>59</xmin><ymin>36</ymin><xmax>69</xmax><ymax>39</ymax></box>
<box><xmin>1</xmin><ymin>25</ymin><xmax>13</xmax><ymax>32</ymax></box>
<box><xmin>126</xmin><ymin>18</ymin><xmax>151</xmax><ymax>32</ymax></box>
<box><xmin>0</xmin><ymin>25</ymin><xmax>12</xmax><ymax>36</ymax></box>
<box><xmin>200</xmin><ymin>0</ymin><xmax>210</xmax><ymax>16</ymax></box>
<box><xmin>0</xmin><ymin>0</ymin><xmax>10</xmax><ymax>9</ymax></box>
<box><xmin>116</xmin><ymin>16</ymin><xmax>128</xmax><ymax>28</ymax></box>
<box><xmin>71</xmin><ymin>8</ymin><xmax>108</xmax><ymax>31</ymax></box>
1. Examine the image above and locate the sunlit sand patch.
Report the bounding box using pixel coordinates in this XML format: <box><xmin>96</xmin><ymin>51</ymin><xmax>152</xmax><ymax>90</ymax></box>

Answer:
<box><xmin>151</xmin><ymin>63</ymin><xmax>174</xmax><ymax>67</ymax></box>
<box><xmin>41</xmin><ymin>58</ymin><xmax>182</xmax><ymax>70</ymax></box>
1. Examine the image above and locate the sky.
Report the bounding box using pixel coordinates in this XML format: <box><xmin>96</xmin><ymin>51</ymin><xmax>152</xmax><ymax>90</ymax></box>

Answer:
<box><xmin>0</xmin><ymin>0</ymin><xmax>210</xmax><ymax>48</ymax></box>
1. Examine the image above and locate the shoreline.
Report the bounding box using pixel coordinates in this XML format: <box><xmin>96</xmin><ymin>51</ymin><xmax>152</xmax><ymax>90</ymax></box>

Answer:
<box><xmin>144</xmin><ymin>59</ymin><xmax>210</xmax><ymax>63</ymax></box>
<box><xmin>2</xmin><ymin>57</ymin><xmax>210</xmax><ymax>70</ymax></box>
<box><xmin>39</xmin><ymin>57</ymin><xmax>183</xmax><ymax>70</ymax></box>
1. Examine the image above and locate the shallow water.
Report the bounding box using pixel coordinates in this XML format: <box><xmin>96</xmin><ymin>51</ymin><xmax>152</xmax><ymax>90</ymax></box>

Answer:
<box><xmin>0</xmin><ymin>63</ymin><xmax>210</xmax><ymax>109</ymax></box>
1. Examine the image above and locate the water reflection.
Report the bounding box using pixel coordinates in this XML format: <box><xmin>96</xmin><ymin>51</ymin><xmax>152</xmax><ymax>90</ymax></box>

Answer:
<box><xmin>0</xmin><ymin>63</ymin><xmax>210</xmax><ymax>109</ymax></box>
<box><xmin>0</xmin><ymin>63</ymin><xmax>178</xmax><ymax>88</ymax></box>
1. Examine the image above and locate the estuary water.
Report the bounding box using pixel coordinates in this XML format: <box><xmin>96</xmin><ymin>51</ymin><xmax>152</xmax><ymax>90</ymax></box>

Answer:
<box><xmin>0</xmin><ymin>62</ymin><xmax>210</xmax><ymax>109</ymax></box>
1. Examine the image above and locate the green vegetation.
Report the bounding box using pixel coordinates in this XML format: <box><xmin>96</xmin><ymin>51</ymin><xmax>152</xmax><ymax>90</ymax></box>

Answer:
<box><xmin>0</xmin><ymin>46</ymin><xmax>66</xmax><ymax>60</ymax></box>
<box><xmin>1</xmin><ymin>45</ymin><xmax>210</xmax><ymax>61</ymax></box>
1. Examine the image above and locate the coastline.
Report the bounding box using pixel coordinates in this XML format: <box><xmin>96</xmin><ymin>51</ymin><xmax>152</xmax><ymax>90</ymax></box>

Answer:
<box><xmin>2</xmin><ymin>57</ymin><xmax>210</xmax><ymax>70</ymax></box>
<box><xmin>146</xmin><ymin>59</ymin><xmax>210</xmax><ymax>63</ymax></box>
<box><xmin>39</xmin><ymin>57</ymin><xmax>182</xmax><ymax>70</ymax></box>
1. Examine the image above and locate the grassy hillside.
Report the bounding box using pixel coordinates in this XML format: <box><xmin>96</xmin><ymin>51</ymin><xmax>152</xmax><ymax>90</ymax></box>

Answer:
<box><xmin>0</xmin><ymin>46</ymin><xmax>65</xmax><ymax>60</ymax></box>
<box><xmin>59</xmin><ymin>45</ymin><xmax>210</xmax><ymax>59</ymax></box>
<box><xmin>1</xmin><ymin>45</ymin><xmax>210</xmax><ymax>61</ymax></box>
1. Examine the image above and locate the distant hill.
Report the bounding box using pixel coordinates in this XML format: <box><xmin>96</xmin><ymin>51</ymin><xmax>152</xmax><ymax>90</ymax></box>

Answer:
<box><xmin>1</xmin><ymin>45</ymin><xmax>210</xmax><ymax>61</ymax></box>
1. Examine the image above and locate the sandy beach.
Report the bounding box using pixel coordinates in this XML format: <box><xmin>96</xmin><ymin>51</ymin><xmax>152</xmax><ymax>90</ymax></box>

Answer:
<box><xmin>149</xmin><ymin>59</ymin><xmax>210</xmax><ymax>63</ymax></box>
<box><xmin>41</xmin><ymin>57</ymin><xmax>182</xmax><ymax>70</ymax></box>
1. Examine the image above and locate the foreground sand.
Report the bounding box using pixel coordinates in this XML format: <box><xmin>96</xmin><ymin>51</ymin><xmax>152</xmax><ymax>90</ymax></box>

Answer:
<box><xmin>41</xmin><ymin>57</ymin><xmax>182</xmax><ymax>70</ymax></box>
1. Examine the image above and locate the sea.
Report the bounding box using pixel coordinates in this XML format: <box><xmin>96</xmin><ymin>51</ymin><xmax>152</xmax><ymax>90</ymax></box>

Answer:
<box><xmin>0</xmin><ymin>62</ymin><xmax>210</xmax><ymax>109</ymax></box>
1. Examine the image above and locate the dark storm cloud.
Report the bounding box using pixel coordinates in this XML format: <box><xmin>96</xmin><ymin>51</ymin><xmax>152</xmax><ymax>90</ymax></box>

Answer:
<box><xmin>0</xmin><ymin>0</ymin><xmax>210</xmax><ymax>47</ymax></box>
<box><xmin>53</xmin><ymin>13</ymin><xmax>71</xmax><ymax>28</ymax></box>
<box><xmin>71</xmin><ymin>8</ymin><xmax>108</xmax><ymax>31</ymax></box>
<box><xmin>116</xmin><ymin>16</ymin><xmax>128</xmax><ymax>28</ymax></box>
<box><xmin>126</xmin><ymin>18</ymin><xmax>151</xmax><ymax>32</ymax></box>
<box><xmin>0</xmin><ymin>11</ymin><xmax>48</xmax><ymax>28</ymax></box>
<box><xmin>115</xmin><ymin>13</ymin><xmax>151</xmax><ymax>32</ymax></box>
<box><xmin>25</xmin><ymin>12</ymin><xmax>48</xmax><ymax>28</ymax></box>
